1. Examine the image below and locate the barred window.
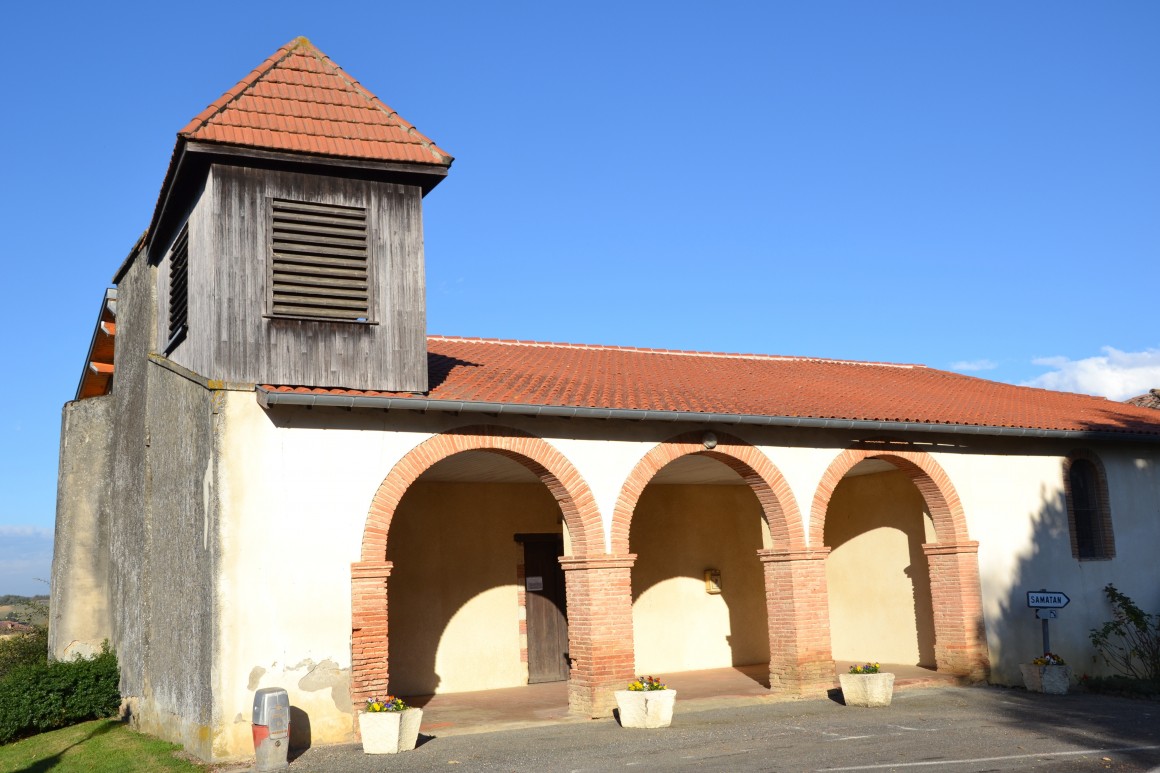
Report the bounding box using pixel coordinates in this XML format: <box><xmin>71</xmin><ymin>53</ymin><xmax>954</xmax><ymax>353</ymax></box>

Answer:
<box><xmin>1064</xmin><ymin>452</ymin><xmax>1114</xmax><ymax>560</ymax></box>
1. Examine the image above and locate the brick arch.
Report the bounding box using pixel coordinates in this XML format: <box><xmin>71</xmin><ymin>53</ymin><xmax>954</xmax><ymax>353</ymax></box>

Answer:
<box><xmin>809</xmin><ymin>448</ymin><xmax>969</xmax><ymax>547</ymax></box>
<box><xmin>360</xmin><ymin>425</ymin><xmax>604</xmax><ymax>561</ymax></box>
<box><xmin>350</xmin><ymin>425</ymin><xmax>604</xmax><ymax>708</ymax></box>
<box><xmin>610</xmin><ymin>432</ymin><xmax>805</xmax><ymax>554</ymax></box>
<box><xmin>809</xmin><ymin>446</ymin><xmax>989</xmax><ymax>679</ymax></box>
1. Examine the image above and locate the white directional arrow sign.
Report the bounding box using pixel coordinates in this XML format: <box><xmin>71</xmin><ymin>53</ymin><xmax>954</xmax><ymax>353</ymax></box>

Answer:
<box><xmin>1027</xmin><ymin>591</ymin><xmax>1070</xmax><ymax>609</ymax></box>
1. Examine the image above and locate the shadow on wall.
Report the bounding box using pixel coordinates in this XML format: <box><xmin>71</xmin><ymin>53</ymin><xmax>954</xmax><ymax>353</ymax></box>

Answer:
<box><xmin>988</xmin><ymin>448</ymin><xmax>1159</xmax><ymax>686</ymax></box>
<box><xmin>630</xmin><ymin>482</ymin><xmax>770</xmax><ymax>678</ymax></box>
<box><xmin>386</xmin><ymin>478</ymin><xmax>565</xmax><ymax>697</ymax></box>
<box><xmin>824</xmin><ymin>470</ymin><xmax>936</xmax><ymax>668</ymax></box>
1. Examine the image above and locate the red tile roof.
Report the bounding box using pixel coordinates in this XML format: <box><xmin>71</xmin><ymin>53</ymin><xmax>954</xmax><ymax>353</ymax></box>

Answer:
<box><xmin>179</xmin><ymin>37</ymin><xmax>452</xmax><ymax>166</ymax></box>
<box><xmin>260</xmin><ymin>336</ymin><xmax>1160</xmax><ymax>437</ymax></box>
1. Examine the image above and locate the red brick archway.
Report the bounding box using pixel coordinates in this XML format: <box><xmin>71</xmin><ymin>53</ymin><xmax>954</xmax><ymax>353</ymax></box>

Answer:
<box><xmin>349</xmin><ymin>425</ymin><xmax>605</xmax><ymax>710</ymax></box>
<box><xmin>601</xmin><ymin>433</ymin><xmax>834</xmax><ymax>699</ymax></box>
<box><xmin>610</xmin><ymin>431</ymin><xmax>806</xmax><ymax>553</ymax></box>
<box><xmin>810</xmin><ymin>447</ymin><xmax>989</xmax><ymax>679</ymax></box>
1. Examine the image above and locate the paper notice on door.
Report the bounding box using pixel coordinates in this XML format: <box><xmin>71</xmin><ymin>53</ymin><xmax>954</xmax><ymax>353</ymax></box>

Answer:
<box><xmin>526</xmin><ymin>576</ymin><xmax>544</xmax><ymax>591</ymax></box>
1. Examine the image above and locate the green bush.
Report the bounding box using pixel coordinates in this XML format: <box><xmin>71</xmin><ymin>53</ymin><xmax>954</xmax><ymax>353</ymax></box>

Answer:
<box><xmin>0</xmin><ymin>643</ymin><xmax>120</xmax><ymax>745</ymax></box>
<box><xmin>1089</xmin><ymin>584</ymin><xmax>1160</xmax><ymax>682</ymax></box>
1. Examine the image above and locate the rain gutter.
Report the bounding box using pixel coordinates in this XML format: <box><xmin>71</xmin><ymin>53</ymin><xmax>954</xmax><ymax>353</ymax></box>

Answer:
<box><xmin>254</xmin><ymin>388</ymin><xmax>1160</xmax><ymax>444</ymax></box>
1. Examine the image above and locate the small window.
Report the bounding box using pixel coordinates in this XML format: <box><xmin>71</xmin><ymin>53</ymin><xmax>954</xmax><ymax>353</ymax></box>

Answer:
<box><xmin>167</xmin><ymin>225</ymin><xmax>189</xmax><ymax>351</ymax></box>
<box><xmin>269</xmin><ymin>199</ymin><xmax>370</xmax><ymax>321</ymax></box>
<box><xmin>1063</xmin><ymin>452</ymin><xmax>1114</xmax><ymax>560</ymax></box>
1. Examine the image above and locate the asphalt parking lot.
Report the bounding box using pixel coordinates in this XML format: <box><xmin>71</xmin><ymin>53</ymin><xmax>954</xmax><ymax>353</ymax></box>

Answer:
<box><xmin>245</xmin><ymin>685</ymin><xmax>1160</xmax><ymax>773</ymax></box>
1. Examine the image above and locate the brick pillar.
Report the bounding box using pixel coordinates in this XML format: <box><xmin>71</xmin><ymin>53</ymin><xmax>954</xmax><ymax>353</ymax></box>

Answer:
<box><xmin>350</xmin><ymin>560</ymin><xmax>393</xmax><ymax>708</ymax></box>
<box><xmin>560</xmin><ymin>554</ymin><xmax>636</xmax><ymax>718</ymax></box>
<box><xmin>759</xmin><ymin>547</ymin><xmax>835</xmax><ymax>697</ymax></box>
<box><xmin>923</xmin><ymin>541</ymin><xmax>989</xmax><ymax>681</ymax></box>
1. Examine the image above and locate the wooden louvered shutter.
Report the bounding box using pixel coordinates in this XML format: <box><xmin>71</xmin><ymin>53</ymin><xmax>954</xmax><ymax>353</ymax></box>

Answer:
<box><xmin>167</xmin><ymin>225</ymin><xmax>189</xmax><ymax>349</ymax></box>
<box><xmin>270</xmin><ymin>199</ymin><xmax>370</xmax><ymax>321</ymax></box>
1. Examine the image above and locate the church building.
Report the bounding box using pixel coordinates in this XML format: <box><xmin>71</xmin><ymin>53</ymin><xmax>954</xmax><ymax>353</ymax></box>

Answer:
<box><xmin>50</xmin><ymin>38</ymin><xmax>1160</xmax><ymax>761</ymax></box>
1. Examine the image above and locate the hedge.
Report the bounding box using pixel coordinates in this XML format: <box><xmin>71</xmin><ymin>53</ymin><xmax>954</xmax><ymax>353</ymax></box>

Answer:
<box><xmin>0</xmin><ymin>644</ymin><xmax>120</xmax><ymax>744</ymax></box>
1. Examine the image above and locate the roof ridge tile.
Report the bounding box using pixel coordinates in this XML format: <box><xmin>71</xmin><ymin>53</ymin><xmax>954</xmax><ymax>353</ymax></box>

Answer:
<box><xmin>426</xmin><ymin>334</ymin><xmax>924</xmax><ymax>369</ymax></box>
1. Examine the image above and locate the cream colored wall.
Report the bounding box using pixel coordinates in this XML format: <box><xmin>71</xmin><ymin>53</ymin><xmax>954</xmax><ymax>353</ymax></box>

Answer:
<box><xmin>823</xmin><ymin>470</ymin><xmax>936</xmax><ymax>666</ymax></box>
<box><xmin>203</xmin><ymin>397</ymin><xmax>1160</xmax><ymax>759</ymax></box>
<box><xmin>631</xmin><ymin>484</ymin><xmax>770</xmax><ymax>674</ymax></box>
<box><xmin>386</xmin><ymin>481</ymin><xmax>563</xmax><ymax>695</ymax></box>
<box><xmin>937</xmin><ymin>446</ymin><xmax>1160</xmax><ymax>684</ymax></box>
<box><xmin>211</xmin><ymin>394</ymin><xmax>438</xmax><ymax>758</ymax></box>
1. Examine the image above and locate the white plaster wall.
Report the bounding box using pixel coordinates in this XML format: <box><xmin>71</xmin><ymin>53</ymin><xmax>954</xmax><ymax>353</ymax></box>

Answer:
<box><xmin>212</xmin><ymin>394</ymin><xmax>434</xmax><ymax>757</ymax></box>
<box><xmin>630</xmin><ymin>484</ymin><xmax>770</xmax><ymax>674</ymax></box>
<box><xmin>823</xmin><ymin>471</ymin><xmax>937</xmax><ymax>666</ymax></box>
<box><xmin>933</xmin><ymin>445</ymin><xmax>1160</xmax><ymax>684</ymax></box>
<box><xmin>206</xmin><ymin>398</ymin><xmax>1160</xmax><ymax>757</ymax></box>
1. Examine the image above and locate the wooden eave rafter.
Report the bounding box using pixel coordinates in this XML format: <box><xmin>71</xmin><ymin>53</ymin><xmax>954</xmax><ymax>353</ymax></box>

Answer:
<box><xmin>75</xmin><ymin>289</ymin><xmax>118</xmax><ymax>401</ymax></box>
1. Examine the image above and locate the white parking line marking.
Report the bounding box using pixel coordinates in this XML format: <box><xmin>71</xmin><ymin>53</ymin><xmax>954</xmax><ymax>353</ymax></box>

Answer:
<box><xmin>816</xmin><ymin>744</ymin><xmax>1160</xmax><ymax>770</ymax></box>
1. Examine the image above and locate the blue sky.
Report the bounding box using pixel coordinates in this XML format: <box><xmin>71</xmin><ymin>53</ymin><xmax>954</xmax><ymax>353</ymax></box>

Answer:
<box><xmin>1</xmin><ymin>2</ymin><xmax>1157</xmax><ymax>595</ymax></box>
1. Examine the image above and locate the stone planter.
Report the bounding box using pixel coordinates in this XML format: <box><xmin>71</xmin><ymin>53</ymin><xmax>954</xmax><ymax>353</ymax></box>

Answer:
<box><xmin>1020</xmin><ymin>664</ymin><xmax>1071</xmax><ymax>695</ymax></box>
<box><xmin>838</xmin><ymin>672</ymin><xmax>895</xmax><ymax>707</ymax></box>
<box><xmin>614</xmin><ymin>689</ymin><xmax>677</xmax><ymax>728</ymax></box>
<box><xmin>358</xmin><ymin>708</ymin><xmax>423</xmax><ymax>754</ymax></box>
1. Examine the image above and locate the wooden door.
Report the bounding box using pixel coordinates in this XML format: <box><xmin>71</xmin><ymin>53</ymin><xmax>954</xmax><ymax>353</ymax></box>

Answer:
<box><xmin>520</xmin><ymin>536</ymin><xmax>569</xmax><ymax>683</ymax></box>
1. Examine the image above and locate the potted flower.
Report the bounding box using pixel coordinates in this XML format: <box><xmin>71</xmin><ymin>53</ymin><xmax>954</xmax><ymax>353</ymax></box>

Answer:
<box><xmin>838</xmin><ymin>662</ymin><xmax>895</xmax><ymax>707</ymax></box>
<box><xmin>614</xmin><ymin>676</ymin><xmax>676</xmax><ymax>728</ymax></box>
<box><xmin>1020</xmin><ymin>653</ymin><xmax>1071</xmax><ymax>695</ymax></box>
<box><xmin>358</xmin><ymin>696</ymin><xmax>422</xmax><ymax>754</ymax></box>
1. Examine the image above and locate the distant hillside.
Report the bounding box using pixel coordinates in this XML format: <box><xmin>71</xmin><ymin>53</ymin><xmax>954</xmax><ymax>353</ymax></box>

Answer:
<box><xmin>0</xmin><ymin>595</ymin><xmax>49</xmax><ymax>625</ymax></box>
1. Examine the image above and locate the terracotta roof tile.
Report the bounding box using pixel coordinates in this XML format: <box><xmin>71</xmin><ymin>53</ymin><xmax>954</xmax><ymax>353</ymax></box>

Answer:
<box><xmin>260</xmin><ymin>337</ymin><xmax>1160</xmax><ymax>437</ymax></box>
<box><xmin>179</xmin><ymin>37</ymin><xmax>452</xmax><ymax>167</ymax></box>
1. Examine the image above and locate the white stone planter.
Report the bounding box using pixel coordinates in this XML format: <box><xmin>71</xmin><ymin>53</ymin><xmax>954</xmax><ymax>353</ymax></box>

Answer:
<box><xmin>614</xmin><ymin>689</ymin><xmax>677</xmax><ymax>728</ymax></box>
<box><xmin>838</xmin><ymin>672</ymin><xmax>895</xmax><ymax>707</ymax></box>
<box><xmin>358</xmin><ymin>708</ymin><xmax>423</xmax><ymax>754</ymax></box>
<box><xmin>1020</xmin><ymin>664</ymin><xmax>1071</xmax><ymax>695</ymax></box>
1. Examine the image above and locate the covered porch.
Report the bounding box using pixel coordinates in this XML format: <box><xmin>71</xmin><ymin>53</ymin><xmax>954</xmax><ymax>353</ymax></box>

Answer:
<box><xmin>403</xmin><ymin>663</ymin><xmax>965</xmax><ymax>737</ymax></box>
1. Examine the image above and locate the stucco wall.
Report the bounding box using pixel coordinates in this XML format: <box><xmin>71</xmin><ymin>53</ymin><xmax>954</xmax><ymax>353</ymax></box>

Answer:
<box><xmin>630</xmin><ymin>483</ymin><xmax>770</xmax><ymax>674</ymax></box>
<box><xmin>942</xmin><ymin>444</ymin><xmax>1160</xmax><ymax>684</ymax></box>
<box><xmin>50</xmin><ymin>395</ymin><xmax>114</xmax><ymax>660</ymax></box>
<box><xmin>83</xmin><ymin>388</ymin><xmax>1160</xmax><ymax>759</ymax></box>
<box><xmin>387</xmin><ymin>481</ymin><xmax>563</xmax><ymax>695</ymax></box>
<box><xmin>823</xmin><ymin>470</ymin><xmax>936</xmax><ymax>666</ymax></box>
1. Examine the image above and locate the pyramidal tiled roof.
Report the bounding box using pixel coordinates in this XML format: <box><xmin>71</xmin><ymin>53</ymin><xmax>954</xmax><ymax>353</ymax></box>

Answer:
<box><xmin>259</xmin><ymin>336</ymin><xmax>1160</xmax><ymax>438</ymax></box>
<box><xmin>178</xmin><ymin>37</ymin><xmax>452</xmax><ymax>166</ymax></box>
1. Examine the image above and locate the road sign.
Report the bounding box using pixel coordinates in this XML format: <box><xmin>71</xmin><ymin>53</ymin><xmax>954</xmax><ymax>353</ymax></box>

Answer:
<box><xmin>1027</xmin><ymin>591</ymin><xmax>1070</xmax><ymax>609</ymax></box>
<box><xmin>1035</xmin><ymin>609</ymin><xmax>1058</xmax><ymax>620</ymax></box>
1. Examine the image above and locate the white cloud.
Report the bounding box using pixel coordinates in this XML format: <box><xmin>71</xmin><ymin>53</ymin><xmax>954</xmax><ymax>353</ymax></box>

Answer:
<box><xmin>950</xmin><ymin>359</ymin><xmax>998</xmax><ymax>372</ymax></box>
<box><xmin>1022</xmin><ymin>347</ymin><xmax>1160</xmax><ymax>401</ymax></box>
<box><xmin>0</xmin><ymin>525</ymin><xmax>53</xmax><ymax>539</ymax></box>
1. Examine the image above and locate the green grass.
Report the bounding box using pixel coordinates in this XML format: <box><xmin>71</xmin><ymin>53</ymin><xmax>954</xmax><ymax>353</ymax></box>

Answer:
<box><xmin>0</xmin><ymin>719</ymin><xmax>203</xmax><ymax>773</ymax></box>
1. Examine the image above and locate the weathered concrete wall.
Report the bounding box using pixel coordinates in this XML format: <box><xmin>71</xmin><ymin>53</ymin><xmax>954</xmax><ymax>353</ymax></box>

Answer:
<box><xmin>135</xmin><ymin>362</ymin><xmax>218</xmax><ymax>758</ymax></box>
<box><xmin>630</xmin><ymin>483</ymin><xmax>769</xmax><ymax>674</ymax></box>
<box><xmin>98</xmin><ymin>254</ymin><xmax>220</xmax><ymax>760</ymax></box>
<box><xmin>824</xmin><ymin>470</ymin><xmax>936</xmax><ymax>667</ymax></box>
<box><xmin>50</xmin><ymin>395</ymin><xmax>114</xmax><ymax>659</ymax></box>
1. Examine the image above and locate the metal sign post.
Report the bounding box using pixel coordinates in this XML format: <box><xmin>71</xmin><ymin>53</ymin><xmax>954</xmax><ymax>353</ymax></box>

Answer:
<box><xmin>1026</xmin><ymin>589</ymin><xmax>1070</xmax><ymax>655</ymax></box>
